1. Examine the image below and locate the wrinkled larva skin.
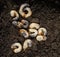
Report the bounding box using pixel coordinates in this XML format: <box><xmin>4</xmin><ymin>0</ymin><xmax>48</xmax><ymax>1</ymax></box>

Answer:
<box><xmin>23</xmin><ymin>39</ymin><xmax>32</xmax><ymax>50</ymax></box>
<box><xmin>36</xmin><ymin>35</ymin><xmax>47</xmax><ymax>41</ymax></box>
<box><xmin>29</xmin><ymin>23</ymin><xmax>40</xmax><ymax>29</ymax></box>
<box><xmin>29</xmin><ymin>29</ymin><xmax>38</xmax><ymax>37</ymax></box>
<box><xmin>38</xmin><ymin>28</ymin><xmax>47</xmax><ymax>35</ymax></box>
<box><xmin>21</xmin><ymin>19</ymin><xmax>29</xmax><ymax>28</ymax></box>
<box><xmin>24</xmin><ymin>7</ymin><xmax>32</xmax><ymax>18</ymax></box>
<box><xmin>11</xmin><ymin>43</ymin><xmax>22</xmax><ymax>53</ymax></box>
<box><xmin>19</xmin><ymin>29</ymin><xmax>29</xmax><ymax>38</ymax></box>
<box><xmin>10</xmin><ymin>10</ymin><xmax>19</xmax><ymax>20</ymax></box>
<box><xmin>19</xmin><ymin>3</ymin><xmax>32</xmax><ymax>18</ymax></box>
<box><xmin>36</xmin><ymin>28</ymin><xmax>47</xmax><ymax>42</ymax></box>
<box><xmin>36</xmin><ymin>35</ymin><xmax>44</xmax><ymax>41</ymax></box>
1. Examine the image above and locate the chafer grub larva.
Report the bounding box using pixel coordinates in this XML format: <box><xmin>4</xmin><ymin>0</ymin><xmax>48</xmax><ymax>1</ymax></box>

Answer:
<box><xmin>29</xmin><ymin>23</ymin><xmax>40</xmax><ymax>29</ymax></box>
<box><xmin>29</xmin><ymin>29</ymin><xmax>38</xmax><ymax>37</ymax></box>
<box><xmin>21</xmin><ymin>19</ymin><xmax>29</xmax><ymax>28</ymax></box>
<box><xmin>19</xmin><ymin>3</ymin><xmax>32</xmax><ymax>18</ymax></box>
<box><xmin>36</xmin><ymin>35</ymin><xmax>47</xmax><ymax>41</ymax></box>
<box><xmin>23</xmin><ymin>39</ymin><xmax>32</xmax><ymax>50</ymax></box>
<box><xmin>11</xmin><ymin>43</ymin><xmax>22</xmax><ymax>53</ymax></box>
<box><xmin>38</xmin><ymin>28</ymin><xmax>47</xmax><ymax>35</ymax></box>
<box><xmin>36</xmin><ymin>35</ymin><xmax>44</xmax><ymax>41</ymax></box>
<box><xmin>12</xmin><ymin>21</ymin><xmax>23</xmax><ymax>28</ymax></box>
<box><xmin>19</xmin><ymin>29</ymin><xmax>29</xmax><ymax>38</ymax></box>
<box><xmin>10</xmin><ymin>10</ymin><xmax>19</xmax><ymax>20</ymax></box>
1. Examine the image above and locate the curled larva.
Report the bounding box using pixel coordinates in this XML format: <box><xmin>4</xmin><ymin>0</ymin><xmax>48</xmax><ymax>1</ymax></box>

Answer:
<box><xmin>21</xmin><ymin>19</ymin><xmax>29</xmax><ymax>28</ymax></box>
<box><xmin>11</xmin><ymin>43</ymin><xmax>22</xmax><ymax>53</ymax></box>
<box><xmin>19</xmin><ymin>29</ymin><xmax>29</xmax><ymax>38</ymax></box>
<box><xmin>36</xmin><ymin>35</ymin><xmax>43</xmax><ymax>41</ymax></box>
<box><xmin>38</xmin><ymin>28</ymin><xmax>47</xmax><ymax>35</ymax></box>
<box><xmin>19</xmin><ymin>3</ymin><xmax>32</xmax><ymax>18</ymax></box>
<box><xmin>10</xmin><ymin>10</ymin><xmax>19</xmax><ymax>20</ymax></box>
<box><xmin>23</xmin><ymin>39</ymin><xmax>32</xmax><ymax>50</ymax></box>
<box><xmin>29</xmin><ymin>23</ymin><xmax>40</xmax><ymax>29</ymax></box>
<box><xmin>29</xmin><ymin>29</ymin><xmax>38</xmax><ymax>37</ymax></box>
<box><xmin>36</xmin><ymin>35</ymin><xmax>47</xmax><ymax>41</ymax></box>
<box><xmin>12</xmin><ymin>21</ymin><xmax>23</xmax><ymax>28</ymax></box>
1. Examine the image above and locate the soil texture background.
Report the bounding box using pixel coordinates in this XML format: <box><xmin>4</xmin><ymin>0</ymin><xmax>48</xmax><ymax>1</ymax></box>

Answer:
<box><xmin>0</xmin><ymin>0</ymin><xmax>60</xmax><ymax>57</ymax></box>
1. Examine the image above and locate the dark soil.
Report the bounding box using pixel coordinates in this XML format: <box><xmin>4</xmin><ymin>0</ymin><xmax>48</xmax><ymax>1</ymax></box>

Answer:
<box><xmin>0</xmin><ymin>0</ymin><xmax>60</xmax><ymax>57</ymax></box>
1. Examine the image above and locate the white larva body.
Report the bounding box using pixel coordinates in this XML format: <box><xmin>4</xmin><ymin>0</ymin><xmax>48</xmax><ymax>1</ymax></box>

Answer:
<box><xmin>38</xmin><ymin>28</ymin><xmax>47</xmax><ymax>35</ymax></box>
<box><xmin>10</xmin><ymin>10</ymin><xmax>19</xmax><ymax>20</ymax></box>
<box><xmin>29</xmin><ymin>23</ymin><xmax>40</xmax><ymax>29</ymax></box>
<box><xmin>19</xmin><ymin>3</ymin><xmax>32</xmax><ymax>18</ymax></box>
<box><xmin>24</xmin><ymin>7</ymin><xmax>32</xmax><ymax>18</ymax></box>
<box><xmin>29</xmin><ymin>29</ymin><xmax>38</xmax><ymax>37</ymax></box>
<box><xmin>36</xmin><ymin>35</ymin><xmax>47</xmax><ymax>41</ymax></box>
<box><xmin>23</xmin><ymin>39</ymin><xmax>32</xmax><ymax>50</ymax></box>
<box><xmin>11</xmin><ymin>43</ymin><xmax>22</xmax><ymax>53</ymax></box>
<box><xmin>21</xmin><ymin>19</ymin><xmax>29</xmax><ymax>28</ymax></box>
<box><xmin>19</xmin><ymin>29</ymin><xmax>29</xmax><ymax>38</ymax></box>
<box><xmin>36</xmin><ymin>35</ymin><xmax>44</xmax><ymax>41</ymax></box>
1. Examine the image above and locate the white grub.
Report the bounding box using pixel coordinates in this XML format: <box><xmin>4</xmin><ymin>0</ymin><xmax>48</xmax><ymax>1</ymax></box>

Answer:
<box><xmin>19</xmin><ymin>29</ymin><xmax>29</xmax><ymax>38</ymax></box>
<box><xmin>10</xmin><ymin>10</ymin><xmax>19</xmax><ymax>20</ymax></box>
<box><xmin>12</xmin><ymin>21</ymin><xmax>23</xmax><ymax>28</ymax></box>
<box><xmin>23</xmin><ymin>39</ymin><xmax>32</xmax><ymax>50</ymax></box>
<box><xmin>29</xmin><ymin>23</ymin><xmax>40</xmax><ymax>29</ymax></box>
<box><xmin>21</xmin><ymin>19</ymin><xmax>29</xmax><ymax>28</ymax></box>
<box><xmin>29</xmin><ymin>29</ymin><xmax>38</xmax><ymax>37</ymax></box>
<box><xmin>36</xmin><ymin>35</ymin><xmax>47</xmax><ymax>41</ymax></box>
<box><xmin>11</xmin><ymin>43</ymin><xmax>22</xmax><ymax>53</ymax></box>
<box><xmin>38</xmin><ymin>28</ymin><xmax>47</xmax><ymax>35</ymax></box>
<box><xmin>19</xmin><ymin>3</ymin><xmax>32</xmax><ymax>18</ymax></box>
